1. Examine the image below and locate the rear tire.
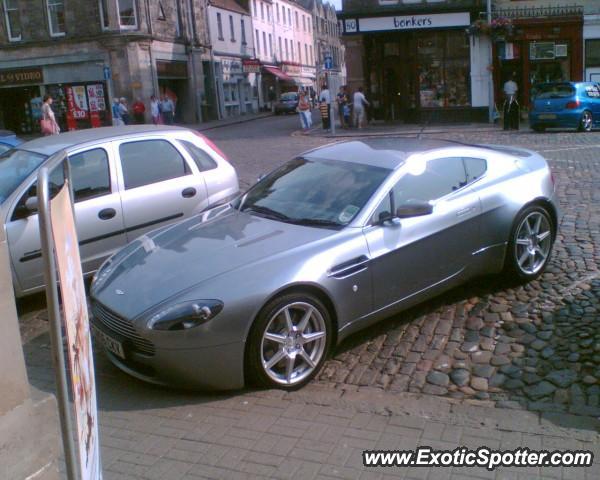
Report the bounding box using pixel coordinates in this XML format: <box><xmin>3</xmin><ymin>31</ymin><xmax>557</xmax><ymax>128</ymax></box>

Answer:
<box><xmin>503</xmin><ymin>205</ymin><xmax>555</xmax><ymax>282</ymax></box>
<box><xmin>578</xmin><ymin>110</ymin><xmax>593</xmax><ymax>132</ymax></box>
<box><xmin>246</xmin><ymin>293</ymin><xmax>332</xmax><ymax>390</ymax></box>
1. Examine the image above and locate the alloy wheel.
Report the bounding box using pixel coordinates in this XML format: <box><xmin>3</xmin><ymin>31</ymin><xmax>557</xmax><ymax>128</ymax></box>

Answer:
<box><xmin>582</xmin><ymin>111</ymin><xmax>593</xmax><ymax>132</ymax></box>
<box><xmin>260</xmin><ymin>302</ymin><xmax>327</xmax><ymax>386</ymax></box>
<box><xmin>514</xmin><ymin>211</ymin><xmax>552</xmax><ymax>275</ymax></box>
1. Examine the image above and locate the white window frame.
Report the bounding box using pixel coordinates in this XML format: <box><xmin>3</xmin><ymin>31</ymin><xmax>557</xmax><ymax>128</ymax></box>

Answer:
<box><xmin>98</xmin><ymin>0</ymin><xmax>109</xmax><ymax>30</ymax></box>
<box><xmin>3</xmin><ymin>0</ymin><xmax>21</xmax><ymax>41</ymax></box>
<box><xmin>46</xmin><ymin>0</ymin><xmax>65</xmax><ymax>37</ymax></box>
<box><xmin>117</xmin><ymin>0</ymin><xmax>138</xmax><ymax>30</ymax></box>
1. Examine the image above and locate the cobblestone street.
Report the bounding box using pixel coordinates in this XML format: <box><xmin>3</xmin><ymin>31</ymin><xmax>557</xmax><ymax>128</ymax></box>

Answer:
<box><xmin>18</xmin><ymin>116</ymin><xmax>600</xmax><ymax>479</ymax></box>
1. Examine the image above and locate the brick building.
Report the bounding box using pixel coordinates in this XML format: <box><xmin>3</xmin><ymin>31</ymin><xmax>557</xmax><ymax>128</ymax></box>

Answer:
<box><xmin>0</xmin><ymin>0</ymin><xmax>211</xmax><ymax>133</ymax></box>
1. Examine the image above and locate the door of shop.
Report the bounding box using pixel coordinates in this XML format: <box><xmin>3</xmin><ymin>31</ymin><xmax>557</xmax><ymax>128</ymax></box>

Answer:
<box><xmin>381</xmin><ymin>37</ymin><xmax>416</xmax><ymax>123</ymax></box>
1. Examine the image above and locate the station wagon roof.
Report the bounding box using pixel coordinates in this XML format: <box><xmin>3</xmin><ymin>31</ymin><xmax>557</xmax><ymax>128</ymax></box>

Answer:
<box><xmin>303</xmin><ymin>138</ymin><xmax>475</xmax><ymax>170</ymax></box>
<box><xmin>16</xmin><ymin>125</ymin><xmax>190</xmax><ymax>157</ymax></box>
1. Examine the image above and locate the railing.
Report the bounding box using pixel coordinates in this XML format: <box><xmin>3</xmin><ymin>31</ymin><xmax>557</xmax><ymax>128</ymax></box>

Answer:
<box><xmin>492</xmin><ymin>4</ymin><xmax>583</xmax><ymax>19</ymax></box>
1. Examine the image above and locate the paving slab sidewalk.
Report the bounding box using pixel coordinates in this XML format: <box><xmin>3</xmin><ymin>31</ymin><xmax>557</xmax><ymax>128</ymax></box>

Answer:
<box><xmin>23</xmin><ymin>331</ymin><xmax>600</xmax><ymax>480</ymax></box>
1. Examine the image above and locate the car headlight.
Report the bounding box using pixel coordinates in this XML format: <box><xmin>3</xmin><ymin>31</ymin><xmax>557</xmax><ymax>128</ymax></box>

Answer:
<box><xmin>147</xmin><ymin>300</ymin><xmax>224</xmax><ymax>331</ymax></box>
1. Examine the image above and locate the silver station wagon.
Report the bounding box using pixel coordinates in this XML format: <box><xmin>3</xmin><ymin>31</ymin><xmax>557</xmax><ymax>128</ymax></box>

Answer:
<box><xmin>0</xmin><ymin>125</ymin><xmax>239</xmax><ymax>297</ymax></box>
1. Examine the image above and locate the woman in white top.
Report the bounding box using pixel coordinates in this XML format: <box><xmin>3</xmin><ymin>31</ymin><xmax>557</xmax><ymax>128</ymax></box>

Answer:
<box><xmin>41</xmin><ymin>94</ymin><xmax>60</xmax><ymax>135</ymax></box>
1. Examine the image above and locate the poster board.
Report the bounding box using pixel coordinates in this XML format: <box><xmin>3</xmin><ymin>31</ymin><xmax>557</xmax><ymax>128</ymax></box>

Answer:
<box><xmin>49</xmin><ymin>180</ymin><xmax>101</xmax><ymax>480</ymax></box>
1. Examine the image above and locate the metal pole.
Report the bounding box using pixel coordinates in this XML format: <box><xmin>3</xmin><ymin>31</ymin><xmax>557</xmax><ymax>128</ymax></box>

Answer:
<box><xmin>487</xmin><ymin>0</ymin><xmax>494</xmax><ymax>123</ymax></box>
<box><xmin>37</xmin><ymin>152</ymin><xmax>79</xmax><ymax>480</ymax></box>
<box><xmin>328</xmin><ymin>72</ymin><xmax>336</xmax><ymax>135</ymax></box>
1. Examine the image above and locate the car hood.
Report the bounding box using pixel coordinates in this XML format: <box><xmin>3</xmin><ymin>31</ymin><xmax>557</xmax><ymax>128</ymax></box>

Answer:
<box><xmin>92</xmin><ymin>206</ymin><xmax>335</xmax><ymax>319</ymax></box>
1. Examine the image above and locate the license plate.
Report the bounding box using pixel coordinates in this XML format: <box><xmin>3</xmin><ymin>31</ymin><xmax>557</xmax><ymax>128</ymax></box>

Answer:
<box><xmin>538</xmin><ymin>114</ymin><xmax>556</xmax><ymax>120</ymax></box>
<box><xmin>92</xmin><ymin>324</ymin><xmax>125</xmax><ymax>359</ymax></box>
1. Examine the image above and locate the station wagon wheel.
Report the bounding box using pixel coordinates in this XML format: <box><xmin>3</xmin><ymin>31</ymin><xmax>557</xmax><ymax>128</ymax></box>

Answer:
<box><xmin>504</xmin><ymin>205</ymin><xmax>554</xmax><ymax>281</ymax></box>
<box><xmin>578</xmin><ymin>111</ymin><xmax>593</xmax><ymax>132</ymax></box>
<box><xmin>247</xmin><ymin>294</ymin><xmax>331</xmax><ymax>390</ymax></box>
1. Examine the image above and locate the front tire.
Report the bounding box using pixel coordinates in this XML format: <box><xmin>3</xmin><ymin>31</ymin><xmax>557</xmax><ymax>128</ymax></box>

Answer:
<box><xmin>578</xmin><ymin>110</ymin><xmax>593</xmax><ymax>132</ymax></box>
<box><xmin>504</xmin><ymin>205</ymin><xmax>554</xmax><ymax>282</ymax></box>
<box><xmin>247</xmin><ymin>293</ymin><xmax>332</xmax><ymax>390</ymax></box>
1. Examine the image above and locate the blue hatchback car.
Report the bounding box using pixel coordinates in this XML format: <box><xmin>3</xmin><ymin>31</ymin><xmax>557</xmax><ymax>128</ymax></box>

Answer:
<box><xmin>0</xmin><ymin>130</ymin><xmax>23</xmax><ymax>154</ymax></box>
<box><xmin>529</xmin><ymin>82</ymin><xmax>600</xmax><ymax>133</ymax></box>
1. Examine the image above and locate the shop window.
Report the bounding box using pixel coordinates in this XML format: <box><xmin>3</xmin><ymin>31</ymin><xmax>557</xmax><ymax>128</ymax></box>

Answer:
<box><xmin>46</xmin><ymin>0</ymin><xmax>65</xmax><ymax>36</ymax></box>
<box><xmin>217</xmin><ymin>12</ymin><xmax>224</xmax><ymax>40</ymax></box>
<box><xmin>585</xmin><ymin>40</ymin><xmax>600</xmax><ymax>68</ymax></box>
<box><xmin>118</xmin><ymin>0</ymin><xmax>137</xmax><ymax>28</ymax></box>
<box><xmin>4</xmin><ymin>0</ymin><xmax>22</xmax><ymax>41</ymax></box>
<box><xmin>179</xmin><ymin>140</ymin><xmax>217</xmax><ymax>172</ymax></box>
<box><xmin>158</xmin><ymin>1</ymin><xmax>166</xmax><ymax>21</ymax></box>
<box><xmin>229</xmin><ymin>15</ymin><xmax>235</xmax><ymax>42</ymax></box>
<box><xmin>119</xmin><ymin>140</ymin><xmax>190</xmax><ymax>190</ymax></box>
<box><xmin>68</xmin><ymin>148</ymin><xmax>111</xmax><ymax>202</ymax></box>
<box><xmin>99</xmin><ymin>0</ymin><xmax>109</xmax><ymax>29</ymax></box>
<box><xmin>417</xmin><ymin>31</ymin><xmax>470</xmax><ymax>108</ymax></box>
<box><xmin>241</xmin><ymin>18</ymin><xmax>246</xmax><ymax>45</ymax></box>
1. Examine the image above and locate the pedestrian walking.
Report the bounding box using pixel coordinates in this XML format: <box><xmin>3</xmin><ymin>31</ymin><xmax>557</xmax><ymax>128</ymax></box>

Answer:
<box><xmin>319</xmin><ymin>83</ymin><xmax>331</xmax><ymax>131</ymax></box>
<box><xmin>353</xmin><ymin>87</ymin><xmax>370</xmax><ymax>129</ymax></box>
<box><xmin>119</xmin><ymin>97</ymin><xmax>131</xmax><ymax>125</ymax></box>
<box><xmin>132</xmin><ymin>98</ymin><xmax>146</xmax><ymax>124</ymax></box>
<box><xmin>150</xmin><ymin>95</ymin><xmax>162</xmax><ymax>124</ymax></box>
<box><xmin>161</xmin><ymin>95</ymin><xmax>175</xmax><ymax>125</ymax></box>
<box><xmin>337</xmin><ymin>86</ymin><xmax>349</xmax><ymax>129</ymax></box>
<box><xmin>297</xmin><ymin>91</ymin><xmax>312</xmax><ymax>132</ymax></box>
<box><xmin>112</xmin><ymin>98</ymin><xmax>123</xmax><ymax>126</ymax></box>
<box><xmin>40</xmin><ymin>94</ymin><xmax>60</xmax><ymax>135</ymax></box>
<box><xmin>503</xmin><ymin>72</ymin><xmax>519</xmax><ymax>131</ymax></box>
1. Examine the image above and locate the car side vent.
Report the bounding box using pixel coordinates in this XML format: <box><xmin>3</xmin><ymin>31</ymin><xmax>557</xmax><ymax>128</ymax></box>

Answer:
<box><xmin>329</xmin><ymin>255</ymin><xmax>369</xmax><ymax>279</ymax></box>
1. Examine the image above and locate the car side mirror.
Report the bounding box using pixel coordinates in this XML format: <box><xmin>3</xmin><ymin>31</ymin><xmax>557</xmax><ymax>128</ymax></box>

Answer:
<box><xmin>396</xmin><ymin>202</ymin><xmax>433</xmax><ymax>219</ymax></box>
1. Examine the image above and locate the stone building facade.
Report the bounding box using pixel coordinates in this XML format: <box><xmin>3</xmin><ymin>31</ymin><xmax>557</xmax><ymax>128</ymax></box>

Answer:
<box><xmin>0</xmin><ymin>0</ymin><xmax>211</xmax><ymax>133</ymax></box>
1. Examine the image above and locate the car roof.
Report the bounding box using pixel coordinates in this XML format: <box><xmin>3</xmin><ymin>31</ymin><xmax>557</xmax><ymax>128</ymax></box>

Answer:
<box><xmin>303</xmin><ymin>138</ymin><xmax>481</xmax><ymax>170</ymax></box>
<box><xmin>16</xmin><ymin>125</ymin><xmax>191</xmax><ymax>156</ymax></box>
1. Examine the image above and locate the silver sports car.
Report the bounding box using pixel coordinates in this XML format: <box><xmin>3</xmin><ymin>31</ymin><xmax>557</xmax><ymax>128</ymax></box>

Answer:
<box><xmin>90</xmin><ymin>138</ymin><xmax>559</xmax><ymax>390</ymax></box>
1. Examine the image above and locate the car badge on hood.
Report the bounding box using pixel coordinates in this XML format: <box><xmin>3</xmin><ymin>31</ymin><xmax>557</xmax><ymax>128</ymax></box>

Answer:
<box><xmin>115</xmin><ymin>289</ymin><xmax>125</xmax><ymax>295</ymax></box>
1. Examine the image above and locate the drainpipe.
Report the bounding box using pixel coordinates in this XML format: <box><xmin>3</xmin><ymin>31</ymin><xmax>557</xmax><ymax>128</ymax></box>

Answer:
<box><xmin>487</xmin><ymin>0</ymin><xmax>494</xmax><ymax>123</ymax></box>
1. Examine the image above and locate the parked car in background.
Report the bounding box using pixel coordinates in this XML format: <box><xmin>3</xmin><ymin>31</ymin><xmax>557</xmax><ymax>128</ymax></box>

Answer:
<box><xmin>0</xmin><ymin>130</ymin><xmax>23</xmax><ymax>154</ymax></box>
<box><xmin>0</xmin><ymin>125</ymin><xmax>238</xmax><ymax>297</ymax></box>
<box><xmin>529</xmin><ymin>82</ymin><xmax>600</xmax><ymax>132</ymax></box>
<box><xmin>274</xmin><ymin>92</ymin><xmax>299</xmax><ymax>115</ymax></box>
<box><xmin>90</xmin><ymin>138</ymin><xmax>558</xmax><ymax>391</ymax></box>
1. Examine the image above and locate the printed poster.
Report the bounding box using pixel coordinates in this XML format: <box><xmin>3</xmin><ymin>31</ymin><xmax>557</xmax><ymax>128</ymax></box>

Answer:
<box><xmin>50</xmin><ymin>182</ymin><xmax>101</xmax><ymax>480</ymax></box>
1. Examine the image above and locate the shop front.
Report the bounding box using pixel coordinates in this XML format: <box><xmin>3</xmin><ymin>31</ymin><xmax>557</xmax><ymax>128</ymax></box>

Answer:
<box><xmin>213</xmin><ymin>56</ymin><xmax>257</xmax><ymax>119</ymax></box>
<box><xmin>260</xmin><ymin>65</ymin><xmax>296</xmax><ymax>108</ymax></box>
<box><xmin>156</xmin><ymin>60</ymin><xmax>190</xmax><ymax>123</ymax></box>
<box><xmin>492</xmin><ymin>13</ymin><xmax>583</xmax><ymax>110</ymax></box>
<box><xmin>0</xmin><ymin>64</ymin><xmax>111</xmax><ymax>134</ymax></box>
<box><xmin>340</xmin><ymin>10</ymin><xmax>487</xmax><ymax>123</ymax></box>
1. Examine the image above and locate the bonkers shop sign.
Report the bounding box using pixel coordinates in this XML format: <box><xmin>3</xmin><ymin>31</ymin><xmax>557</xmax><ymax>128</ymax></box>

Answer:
<box><xmin>344</xmin><ymin>12</ymin><xmax>470</xmax><ymax>34</ymax></box>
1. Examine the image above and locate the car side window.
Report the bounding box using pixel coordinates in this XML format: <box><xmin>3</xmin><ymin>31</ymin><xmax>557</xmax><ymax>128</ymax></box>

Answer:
<box><xmin>394</xmin><ymin>157</ymin><xmax>468</xmax><ymax>205</ymax></box>
<box><xmin>463</xmin><ymin>157</ymin><xmax>487</xmax><ymax>183</ymax></box>
<box><xmin>179</xmin><ymin>140</ymin><xmax>218</xmax><ymax>172</ymax></box>
<box><xmin>68</xmin><ymin>148</ymin><xmax>111</xmax><ymax>202</ymax></box>
<box><xmin>11</xmin><ymin>169</ymin><xmax>64</xmax><ymax>221</ymax></box>
<box><xmin>119</xmin><ymin>139</ymin><xmax>191</xmax><ymax>190</ymax></box>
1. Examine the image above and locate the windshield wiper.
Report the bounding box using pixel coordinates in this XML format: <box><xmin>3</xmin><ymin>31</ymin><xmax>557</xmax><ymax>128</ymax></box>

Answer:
<box><xmin>289</xmin><ymin>218</ymin><xmax>343</xmax><ymax>229</ymax></box>
<box><xmin>242</xmin><ymin>205</ymin><xmax>291</xmax><ymax>221</ymax></box>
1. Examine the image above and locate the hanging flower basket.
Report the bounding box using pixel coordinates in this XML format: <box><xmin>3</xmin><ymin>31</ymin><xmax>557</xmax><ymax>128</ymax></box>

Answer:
<box><xmin>466</xmin><ymin>17</ymin><xmax>514</xmax><ymax>39</ymax></box>
<box><xmin>466</xmin><ymin>19</ymin><xmax>490</xmax><ymax>36</ymax></box>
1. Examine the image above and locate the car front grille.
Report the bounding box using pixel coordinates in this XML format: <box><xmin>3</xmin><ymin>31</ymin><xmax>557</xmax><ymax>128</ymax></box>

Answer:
<box><xmin>91</xmin><ymin>301</ymin><xmax>155</xmax><ymax>356</ymax></box>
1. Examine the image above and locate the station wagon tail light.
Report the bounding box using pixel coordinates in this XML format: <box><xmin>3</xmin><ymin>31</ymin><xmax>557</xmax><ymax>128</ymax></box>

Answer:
<box><xmin>565</xmin><ymin>100</ymin><xmax>580</xmax><ymax>109</ymax></box>
<box><xmin>195</xmin><ymin>132</ymin><xmax>228</xmax><ymax>161</ymax></box>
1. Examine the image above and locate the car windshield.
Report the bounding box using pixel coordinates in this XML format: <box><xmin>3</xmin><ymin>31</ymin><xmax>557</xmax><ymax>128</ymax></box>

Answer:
<box><xmin>240</xmin><ymin>158</ymin><xmax>391</xmax><ymax>228</ymax></box>
<box><xmin>533</xmin><ymin>84</ymin><xmax>575</xmax><ymax>99</ymax></box>
<box><xmin>0</xmin><ymin>149</ymin><xmax>47</xmax><ymax>204</ymax></box>
<box><xmin>281</xmin><ymin>93</ymin><xmax>297</xmax><ymax>101</ymax></box>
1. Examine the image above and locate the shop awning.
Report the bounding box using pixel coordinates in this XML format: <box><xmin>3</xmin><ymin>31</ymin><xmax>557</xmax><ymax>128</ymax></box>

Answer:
<box><xmin>295</xmin><ymin>78</ymin><xmax>314</xmax><ymax>87</ymax></box>
<box><xmin>263</xmin><ymin>66</ymin><xmax>294</xmax><ymax>82</ymax></box>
